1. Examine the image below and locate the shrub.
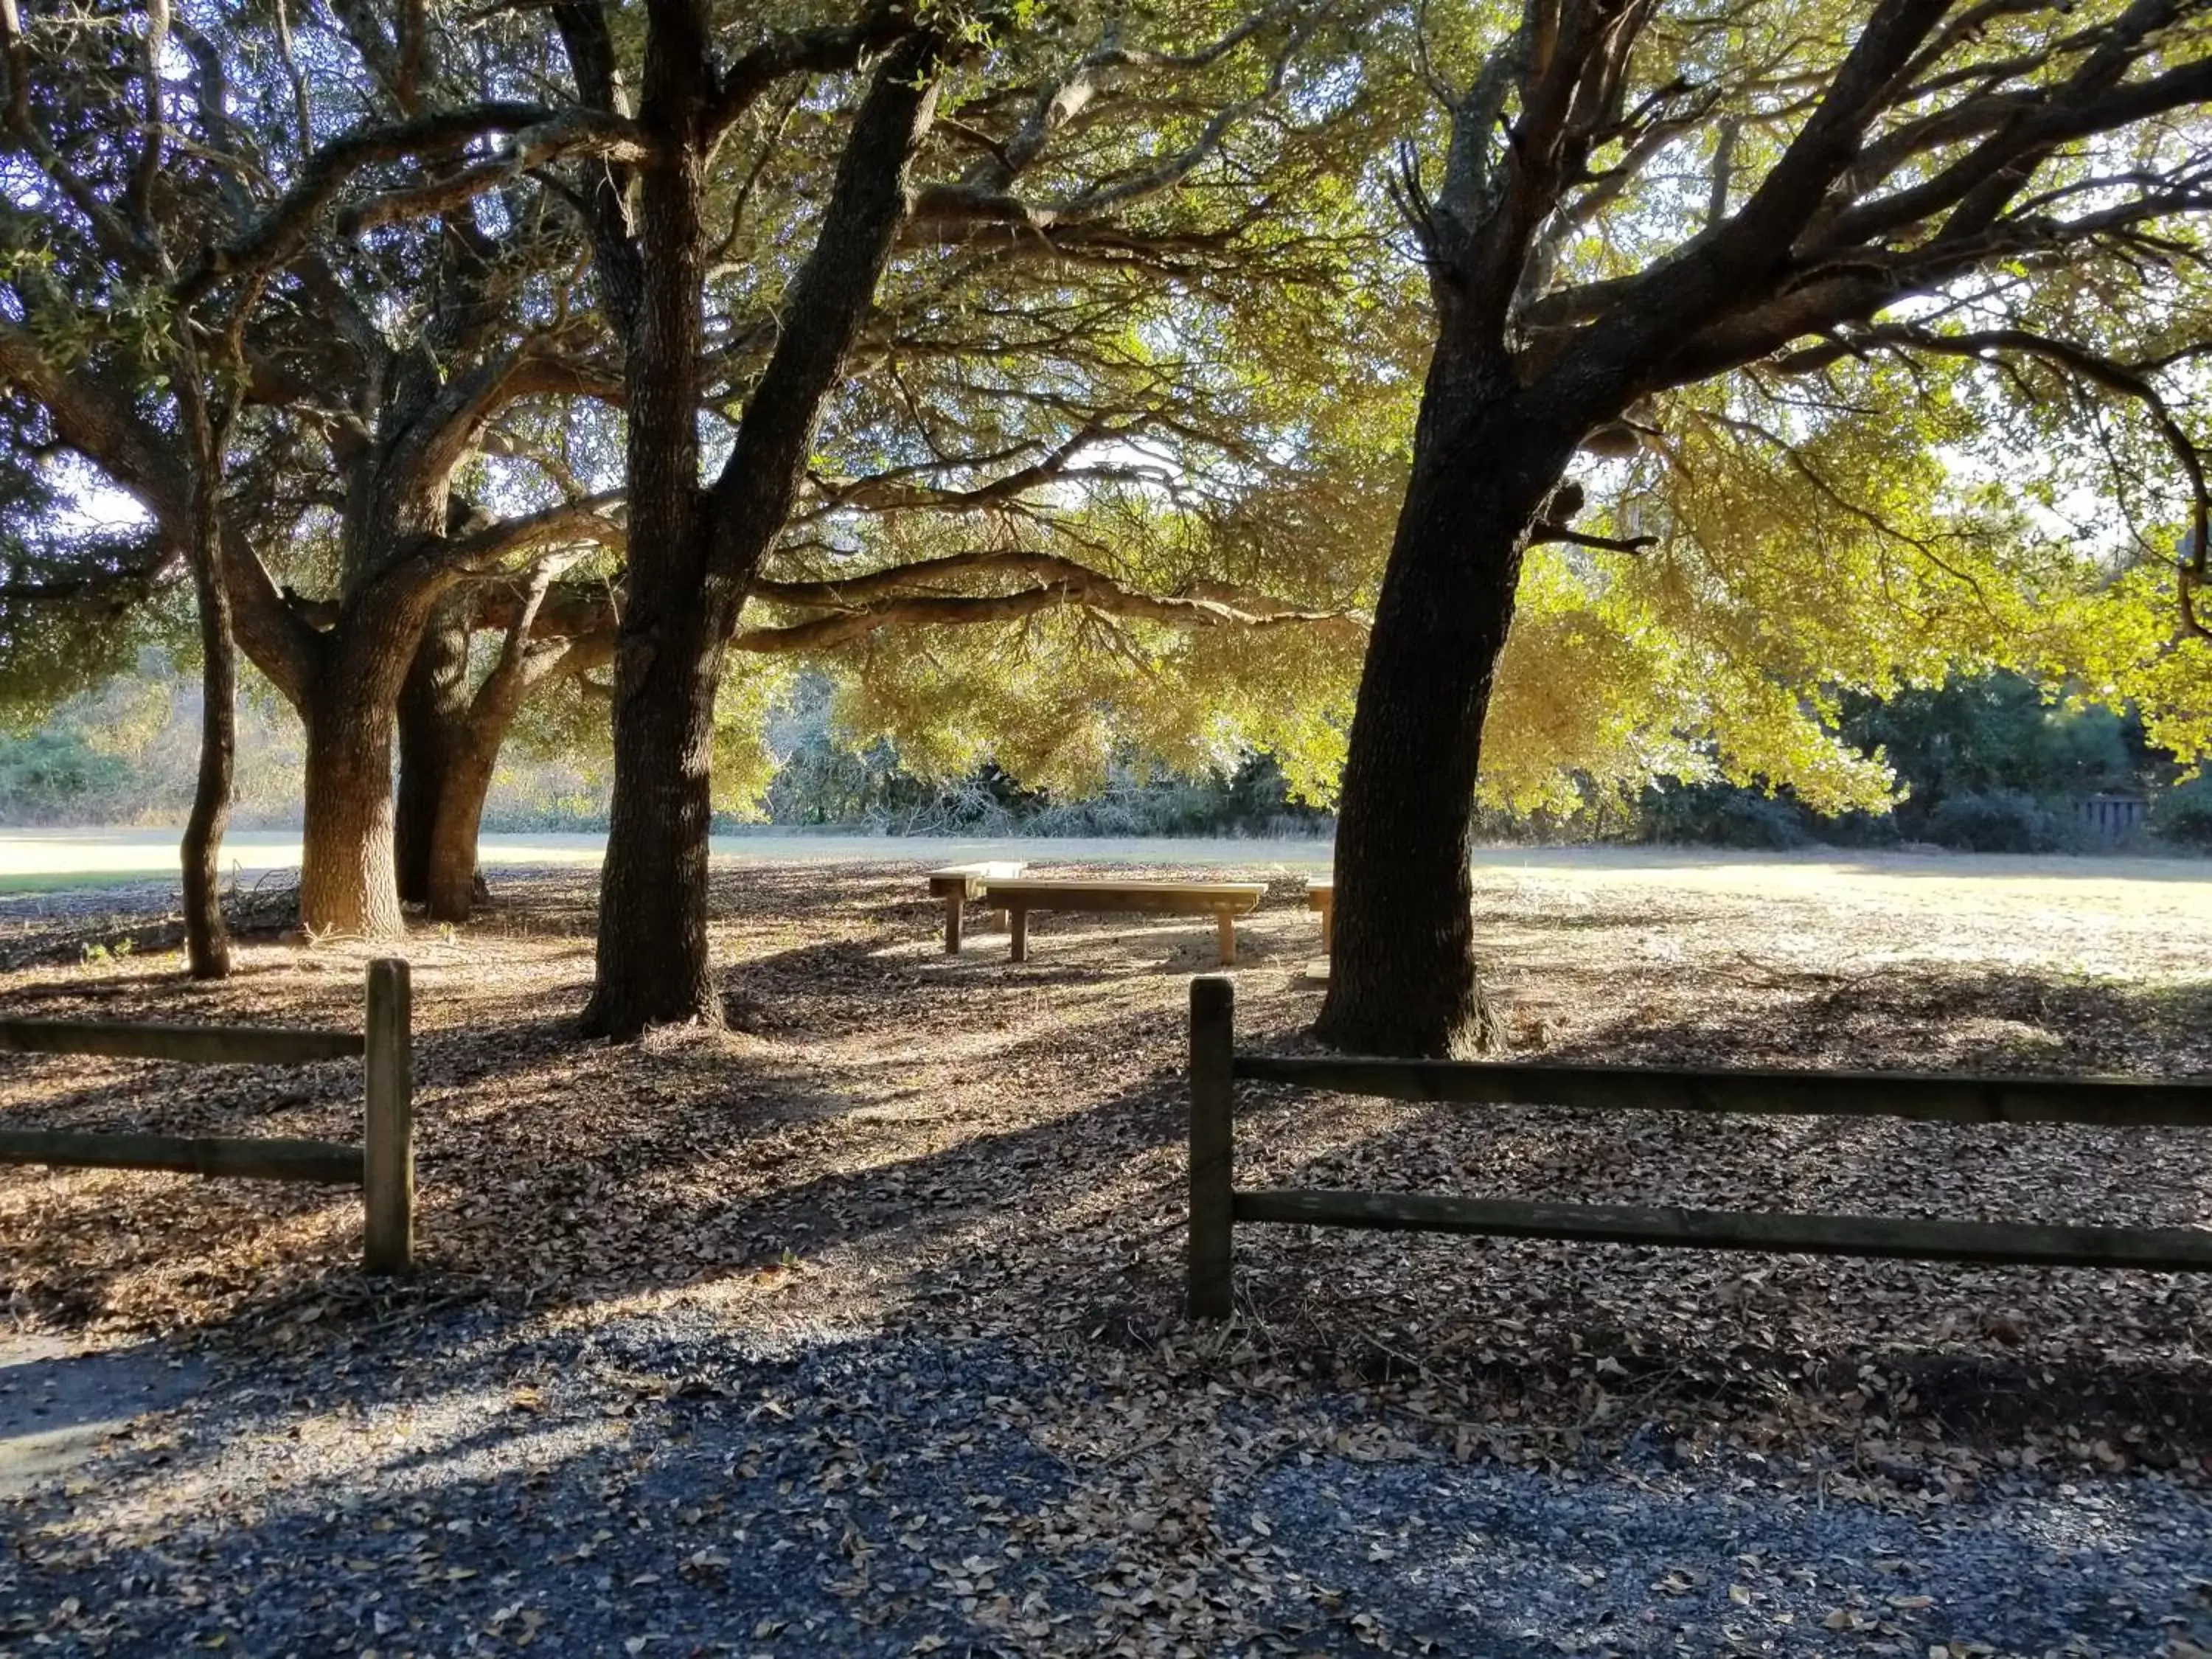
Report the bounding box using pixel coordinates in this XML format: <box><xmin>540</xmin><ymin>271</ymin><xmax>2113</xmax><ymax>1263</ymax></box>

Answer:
<box><xmin>1843</xmin><ymin>671</ymin><xmax>2144</xmax><ymax>814</ymax></box>
<box><xmin>2150</xmin><ymin>777</ymin><xmax>2212</xmax><ymax>850</ymax></box>
<box><xmin>1919</xmin><ymin>788</ymin><xmax>2064</xmax><ymax>853</ymax></box>
<box><xmin>0</xmin><ymin>728</ymin><xmax>130</xmax><ymax>813</ymax></box>
<box><xmin>1637</xmin><ymin>782</ymin><xmax>1814</xmax><ymax>849</ymax></box>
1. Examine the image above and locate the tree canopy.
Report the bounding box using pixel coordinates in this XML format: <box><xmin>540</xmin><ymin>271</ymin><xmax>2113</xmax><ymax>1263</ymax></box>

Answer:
<box><xmin>3</xmin><ymin>0</ymin><xmax>2211</xmax><ymax>1037</ymax></box>
<box><xmin>1309</xmin><ymin>0</ymin><xmax>2212</xmax><ymax>1054</ymax></box>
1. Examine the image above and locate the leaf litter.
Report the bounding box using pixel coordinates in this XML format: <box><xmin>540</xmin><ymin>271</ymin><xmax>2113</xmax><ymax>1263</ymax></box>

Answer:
<box><xmin>0</xmin><ymin>855</ymin><xmax>2209</xmax><ymax>1655</ymax></box>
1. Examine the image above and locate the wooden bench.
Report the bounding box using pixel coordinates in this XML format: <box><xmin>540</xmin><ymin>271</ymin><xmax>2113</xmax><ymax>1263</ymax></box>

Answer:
<box><xmin>928</xmin><ymin>862</ymin><xmax>1027</xmax><ymax>953</ymax></box>
<box><xmin>1305</xmin><ymin>877</ymin><xmax>1333</xmax><ymax>950</ymax></box>
<box><xmin>979</xmin><ymin>878</ymin><xmax>1267</xmax><ymax>966</ymax></box>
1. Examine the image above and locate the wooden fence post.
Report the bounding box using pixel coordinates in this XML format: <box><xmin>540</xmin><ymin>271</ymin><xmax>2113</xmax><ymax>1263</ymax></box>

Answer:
<box><xmin>1188</xmin><ymin>974</ymin><xmax>1236</xmax><ymax>1320</ymax></box>
<box><xmin>362</xmin><ymin>957</ymin><xmax>414</xmax><ymax>1275</ymax></box>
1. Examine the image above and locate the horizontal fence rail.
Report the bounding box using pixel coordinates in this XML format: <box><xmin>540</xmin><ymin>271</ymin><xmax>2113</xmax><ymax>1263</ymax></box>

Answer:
<box><xmin>1231</xmin><ymin>1190</ymin><xmax>2212</xmax><ymax>1273</ymax></box>
<box><xmin>0</xmin><ymin>1020</ymin><xmax>365</xmax><ymax>1067</ymax></box>
<box><xmin>1188</xmin><ymin>975</ymin><xmax>2212</xmax><ymax>1319</ymax></box>
<box><xmin>0</xmin><ymin>1129</ymin><xmax>364</xmax><ymax>1184</ymax></box>
<box><xmin>0</xmin><ymin>959</ymin><xmax>414</xmax><ymax>1274</ymax></box>
<box><xmin>1231</xmin><ymin>1054</ymin><xmax>2212</xmax><ymax>1127</ymax></box>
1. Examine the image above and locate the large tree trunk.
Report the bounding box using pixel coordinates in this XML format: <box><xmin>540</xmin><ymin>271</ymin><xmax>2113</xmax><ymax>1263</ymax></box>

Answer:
<box><xmin>583</xmin><ymin>597</ymin><xmax>731</xmax><ymax>1032</ymax></box>
<box><xmin>582</xmin><ymin>31</ymin><xmax>942</xmax><ymax>1038</ymax></box>
<box><xmin>299</xmin><ymin>675</ymin><xmax>404</xmax><ymax>939</ymax></box>
<box><xmin>296</xmin><ymin>581</ymin><xmax>442</xmax><ymax>939</ymax></box>
<box><xmin>1314</xmin><ymin>359</ymin><xmax>1582</xmax><ymax>1057</ymax></box>
<box><xmin>395</xmin><ymin>596</ymin><xmax>473</xmax><ymax>907</ymax></box>
<box><xmin>580</xmin><ymin>9</ymin><xmax>720</xmax><ymax>1037</ymax></box>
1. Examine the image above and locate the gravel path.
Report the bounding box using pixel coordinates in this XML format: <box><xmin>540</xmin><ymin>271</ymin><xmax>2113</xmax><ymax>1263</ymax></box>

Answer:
<box><xmin>4</xmin><ymin>1304</ymin><xmax>2208</xmax><ymax>1658</ymax></box>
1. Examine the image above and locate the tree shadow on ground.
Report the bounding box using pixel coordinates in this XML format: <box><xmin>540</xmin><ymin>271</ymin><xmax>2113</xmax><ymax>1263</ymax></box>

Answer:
<box><xmin>1549</xmin><ymin>964</ymin><xmax>2212</xmax><ymax>1076</ymax></box>
<box><xmin>0</xmin><ymin>1335</ymin><xmax>208</xmax><ymax>1499</ymax></box>
<box><xmin>5</xmin><ymin>870</ymin><xmax>2210</xmax><ymax>1470</ymax></box>
<box><xmin>1222</xmin><ymin>958</ymin><xmax>2212</xmax><ymax>1458</ymax></box>
<box><xmin>5</xmin><ymin>1304</ymin><xmax>2208</xmax><ymax>1658</ymax></box>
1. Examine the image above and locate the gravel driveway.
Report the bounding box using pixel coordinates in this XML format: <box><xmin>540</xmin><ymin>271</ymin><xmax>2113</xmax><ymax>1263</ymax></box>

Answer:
<box><xmin>4</xmin><ymin>1304</ymin><xmax>2208</xmax><ymax>1658</ymax></box>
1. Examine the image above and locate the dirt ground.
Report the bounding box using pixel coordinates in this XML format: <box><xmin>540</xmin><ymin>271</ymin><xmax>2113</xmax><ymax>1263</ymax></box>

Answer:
<box><xmin>0</xmin><ymin>854</ymin><xmax>2206</xmax><ymax>1455</ymax></box>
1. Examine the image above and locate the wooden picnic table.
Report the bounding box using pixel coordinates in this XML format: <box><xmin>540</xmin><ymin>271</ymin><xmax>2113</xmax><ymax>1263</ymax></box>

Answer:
<box><xmin>1305</xmin><ymin>877</ymin><xmax>1333</xmax><ymax>950</ymax></box>
<box><xmin>978</xmin><ymin>877</ymin><xmax>1267</xmax><ymax>967</ymax></box>
<box><xmin>927</xmin><ymin>862</ymin><xmax>1027</xmax><ymax>953</ymax></box>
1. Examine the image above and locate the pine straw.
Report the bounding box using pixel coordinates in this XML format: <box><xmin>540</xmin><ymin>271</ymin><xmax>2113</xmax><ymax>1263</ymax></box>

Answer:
<box><xmin>1</xmin><ymin>855</ymin><xmax>2209</xmax><ymax>1477</ymax></box>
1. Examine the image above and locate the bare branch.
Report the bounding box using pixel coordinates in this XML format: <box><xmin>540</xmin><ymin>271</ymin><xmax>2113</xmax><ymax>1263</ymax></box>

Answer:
<box><xmin>338</xmin><ymin>111</ymin><xmax>650</xmax><ymax>236</ymax></box>
<box><xmin>443</xmin><ymin>493</ymin><xmax>626</xmax><ymax>571</ymax></box>
<box><xmin>175</xmin><ymin>102</ymin><xmax>575</xmax><ymax>303</ymax></box>
<box><xmin>708</xmin><ymin>4</ymin><xmax>914</xmax><ymax>138</ymax></box>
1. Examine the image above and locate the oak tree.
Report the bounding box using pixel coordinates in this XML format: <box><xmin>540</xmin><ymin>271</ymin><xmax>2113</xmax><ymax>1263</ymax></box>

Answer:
<box><xmin>1318</xmin><ymin>0</ymin><xmax>2212</xmax><ymax>1054</ymax></box>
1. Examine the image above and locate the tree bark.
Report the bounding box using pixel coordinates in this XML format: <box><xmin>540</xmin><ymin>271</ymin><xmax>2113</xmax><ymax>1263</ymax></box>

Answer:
<box><xmin>425</xmin><ymin>578</ymin><xmax>568</xmax><ymax>923</ymax></box>
<box><xmin>424</xmin><ymin>722</ymin><xmax>502</xmax><ymax>923</ymax></box>
<box><xmin>396</xmin><ymin>594</ymin><xmax>474</xmax><ymax>907</ymax></box>
<box><xmin>585</xmin><ymin>597</ymin><xmax>730</xmax><ymax>1030</ymax></box>
<box><xmin>577</xmin><ymin>3</ymin><xmax>719</xmax><ymax>1036</ymax></box>
<box><xmin>176</xmin><ymin>369</ymin><xmax>235</xmax><ymax>981</ymax></box>
<box><xmin>299</xmin><ymin>676</ymin><xmax>404</xmax><ymax>939</ymax></box>
<box><xmin>181</xmin><ymin>559</ymin><xmax>237</xmax><ymax>977</ymax></box>
<box><xmin>296</xmin><ymin>574</ymin><xmax>443</xmax><ymax>939</ymax></box>
<box><xmin>1314</xmin><ymin>351</ymin><xmax>1582</xmax><ymax>1057</ymax></box>
<box><xmin>582</xmin><ymin>29</ymin><xmax>945</xmax><ymax>1038</ymax></box>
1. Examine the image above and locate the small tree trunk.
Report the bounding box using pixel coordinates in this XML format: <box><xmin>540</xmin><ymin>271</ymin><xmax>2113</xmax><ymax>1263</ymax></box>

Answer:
<box><xmin>181</xmin><ymin>568</ymin><xmax>237</xmax><ymax>978</ymax></box>
<box><xmin>177</xmin><ymin>374</ymin><xmax>234</xmax><ymax>980</ymax></box>
<box><xmin>1315</xmin><ymin>364</ymin><xmax>1580</xmax><ymax>1057</ymax></box>
<box><xmin>422</xmin><ymin>761</ymin><xmax>493</xmax><ymax>929</ymax></box>
<box><xmin>395</xmin><ymin>596</ymin><xmax>473</xmax><ymax>906</ymax></box>
<box><xmin>425</xmin><ymin>725</ymin><xmax>502</xmax><ymax>922</ymax></box>
<box><xmin>424</xmin><ymin>582</ymin><xmax>563</xmax><ymax>925</ymax></box>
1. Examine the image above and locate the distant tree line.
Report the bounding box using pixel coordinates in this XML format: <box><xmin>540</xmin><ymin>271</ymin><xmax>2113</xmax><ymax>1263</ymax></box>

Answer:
<box><xmin>9</xmin><ymin>663</ymin><xmax>2208</xmax><ymax>852</ymax></box>
<box><xmin>1635</xmin><ymin>674</ymin><xmax>2205</xmax><ymax>854</ymax></box>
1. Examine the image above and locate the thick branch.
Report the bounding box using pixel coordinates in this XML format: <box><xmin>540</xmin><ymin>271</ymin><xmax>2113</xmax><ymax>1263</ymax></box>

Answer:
<box><xmin>1779</xmin><ymin>320</ymin><xmax>2211</xmax><ymax>626</ymax></box>
<box><xmin>703</xmin><ymin>31</ymin><xmax>947</xmax><ymax>591</ymax></box>
<box><xmin>708</xmin><ymin>4</ymin><xmax>915</xmax><ymax>138</ymax></box>
<box><xmin>735</xmin><ymin>568</ymin><xmax>1366</xmax><ymax>654</ymax></box>
<box><xmin>337</xmin><ymin>111</ymin><xmax>650</xmax><ymax>236</ymax></box>
<box><xmin>175</xmin><ymin>102</ymin><xmax>566</xmax><ymax>302</ymax></box>
<box><xmin>0</xmin><ymin>321</ymin><xmax>317</xmax><ymax>701</ymax></box>
<box><xmin>443</xmin><ymin>494</ymin><xmax>627</xmax><ymax>571</ymax></box>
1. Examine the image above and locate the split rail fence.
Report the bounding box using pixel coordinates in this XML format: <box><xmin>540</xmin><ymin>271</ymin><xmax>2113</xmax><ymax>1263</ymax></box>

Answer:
<box><xmin>0</xmin><ymin>958</ymin><xmax>415</xmax><ymax>1275</ymax></box>
<box><xmin>1186</xmin><ymin>975</ymin><xmax>2212</xmax><ymax>1318</ymax></box>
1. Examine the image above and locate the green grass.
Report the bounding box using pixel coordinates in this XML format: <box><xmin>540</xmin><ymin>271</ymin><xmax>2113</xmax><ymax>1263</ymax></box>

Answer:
<box><xmin>0</xmin><ymin>868</ymin><xmax>172</xmax><ymax>897</ymax></box>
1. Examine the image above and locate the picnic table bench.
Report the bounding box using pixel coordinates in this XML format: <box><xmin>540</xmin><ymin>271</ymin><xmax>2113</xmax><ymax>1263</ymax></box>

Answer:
<box><xmin>1306</xmin><ymin>877</ymin><xmax>1333</xmax><ymax>950</ymax></box>
<box><xmin>978</xmin><ymin>878</ymin><xmax>1267</xmax><ymax>967</ymax></box>
<box><xmin>928</xmin><ymin>862</ymin><xmax>1027</xmax><ymax>953</ymax></box>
